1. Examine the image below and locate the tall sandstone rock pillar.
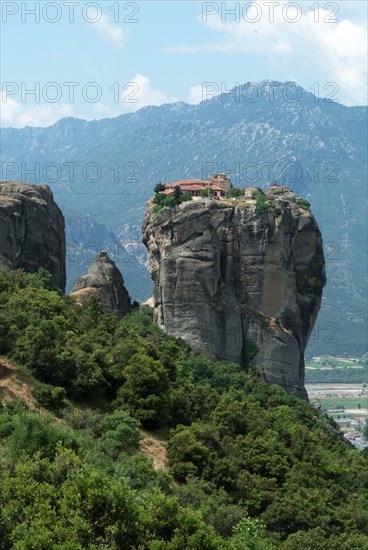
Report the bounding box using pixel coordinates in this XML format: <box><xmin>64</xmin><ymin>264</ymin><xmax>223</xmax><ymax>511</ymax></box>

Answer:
<box><xmin>70</xmin><ymin>252</ymin><xmax>132</xmax><ymax>317</ymax></box>
<box><xmin>142</xmin><ymin>187</ymin><xmax>326</xmax><ymax>399</ymax></box>
<box><xmin>0</xmin><ymin>181</ymin><xmax>66</xmax><ymax>290</ymax></box>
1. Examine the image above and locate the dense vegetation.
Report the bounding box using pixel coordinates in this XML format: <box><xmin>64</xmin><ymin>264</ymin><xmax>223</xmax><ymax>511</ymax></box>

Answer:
<box><xmin>1</xmin><ymin>266</ymin><xmax>368</xmax><ymax>549</ymax></box>
<box><xmin>153</xmin><ymin>184</ymin><xmax>192</xmax><ymax>212</ymax></box>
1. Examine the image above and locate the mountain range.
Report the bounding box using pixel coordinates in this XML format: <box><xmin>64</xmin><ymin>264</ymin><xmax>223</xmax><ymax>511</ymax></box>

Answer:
<box><xmin>1</xmin><ymin>80</ymin><xmax>367</xmax><ymax>357</ymax></box>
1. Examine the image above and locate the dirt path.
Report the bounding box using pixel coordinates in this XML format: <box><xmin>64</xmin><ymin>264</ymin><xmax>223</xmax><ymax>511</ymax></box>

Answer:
<box><xmin>0</xmin><ymin>357</ymin><xmax>44</xmax><ymax>412</ymax></box>
<box><xmin>0</xmin><ymin>357</ymin><xmax>17</xmax><ymax>379</ymax></box>
<box><xmin>140</xmin><ymin>432</ymin><xmax>168</xmax><ymax>472</ymax></box>
<box><xmin>1</xmin><ymin>359</ymin><xmax>171</xmax><ymax>466</ymax></box>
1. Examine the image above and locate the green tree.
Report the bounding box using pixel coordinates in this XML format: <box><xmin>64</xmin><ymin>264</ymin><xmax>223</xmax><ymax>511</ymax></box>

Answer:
<box><xmin>116</xmin><ymin>353</ymin><xmax>170</xmax><ymax>427</ymax></box>
<box><xmin>154</xmin><ymin>182</ymin><xmax>166</xmax><ymax>193</ymax></box>
<box><xmin>173</xmin><ymin>185</ymin><xmax>183</xmax><ymax>204</ymax></box>
<box><xmin>252</xmin><ymin>190</ymin><xmax>270</xmax><ymax>216</ymax></box>
<box><xmin>145</xmin><ymin>491</ymin><xmax>224</xmax><ymax>549</ymax></box>
<box><xmin>200</xmin><ymin>187</ymin><xmax>213</xmax><ymax>198</ymax></box>
<box><xmin>32</xmin><ymin>383</ymin><xmax>67</xmax><ymax>412</ymax></box>
<box><xmin>0</xmin><ymin>447</ymin><xmax>143</xmax><ymax>548</ymax></box>
<box><xmin>35</xmin><ymin>267</ymin><xmax>56</xmax><ymax>290</ymax></box>
<box><xmin>228</xmin><ymin>187</ymin><xmax>244</xmax><ymax>198</ymax></box>
<box><xmin>168</xmin><ymin>420</ymin><xmax>224</xmax><ymax>482</ymax></box>
<box><xmin>229</xmin><ymin>516</ymin><xmax>272</xmax><ymax>550</ymax></box>
<box><xmin>7</xmin><ymin>410</ymin><xmax>78</xmax><ymax>461</ymax></box>
<box><xmin>182</xmin><ymin>192</ymin><xmax>193</xmax><ymax>202</ymax></box>
<box><xmin>98</xmin><ymin>409</ymin><xmax>142</xmax><ymax>458</ymax></box>
<box><xmin>281</xmin><ymin>527</ymin><xmax>329</xmax><ymax>550</ymax></box>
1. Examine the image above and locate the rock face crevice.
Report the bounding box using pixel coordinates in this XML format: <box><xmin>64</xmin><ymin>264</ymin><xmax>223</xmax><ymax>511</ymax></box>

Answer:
<box><xmin>71</xmin><ymin>252</ymin><xmax>132</xmax><ymax>317</ymax></box>
<box><xmin>142</xmin><ymin>187</ymin><xmax>326</xmax><ymax>399</ymax></box>
<box><xmin>0</xmin><ymin>181</ymin><xmax>66</xmax><ymax>290</ymax></box>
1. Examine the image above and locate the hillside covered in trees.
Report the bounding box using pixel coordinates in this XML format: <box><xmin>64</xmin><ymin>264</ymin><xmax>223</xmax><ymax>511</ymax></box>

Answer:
<box><xmin>0</xmin><ymin>266</ymin><xmax>368</xmax><ymax>549</ymax></box>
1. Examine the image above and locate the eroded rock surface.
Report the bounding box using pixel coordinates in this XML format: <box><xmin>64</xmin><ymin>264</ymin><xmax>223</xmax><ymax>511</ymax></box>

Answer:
<box><xmin>142</xmin><ymin>187</ymin><xmax>326</xmax><ymax>399</ymax></box>
<box><xmin>71</xmin><ymin>252</ymin><xmax>131</xmax><ymax>317</ymax></box>
<box><xmin>0</xmin><ymin>181</ymin><xmax>66</xmax><ymax>290</ymax></box>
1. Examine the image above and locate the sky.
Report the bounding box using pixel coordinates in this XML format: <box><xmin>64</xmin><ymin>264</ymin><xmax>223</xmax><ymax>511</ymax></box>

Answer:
<box><xmin>1</xmin><ymin>0</ymin><xmax>367</xmax><ymax>127</ymax></box>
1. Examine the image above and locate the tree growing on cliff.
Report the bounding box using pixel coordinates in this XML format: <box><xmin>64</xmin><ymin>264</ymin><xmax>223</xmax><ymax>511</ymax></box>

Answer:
<box><xmin>154</xmin><ymin>182</ymin><xmax>166</xmax><ymax>193</ymax></box>
<box><xmin>252</xmin><ymin>190</ymin><xmax>270</xmax><ymax>216</ymax></box>
<box><xmin>228</xmin><ymin>187</ymin><xmax>244</xmax><ymax>198</ymax></box>
<box><xmin>173</xmin><ymin>185</ymin><xmax>183</xmax><ymax>205</ymax></box>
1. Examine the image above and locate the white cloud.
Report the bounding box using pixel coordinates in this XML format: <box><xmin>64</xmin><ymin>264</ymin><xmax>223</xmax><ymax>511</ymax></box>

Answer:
<box><xmin>167</xmin><ymin>2</ymin><xmax>367</xmax><ymax>105</ymax></box>
<box><xmin>93</xmin><ymin>15</ymin><xmax>125</xmax><ymax>49</ymax></box>
<box><xmin>188</xmin><ymin>84</ymin><xmax>205</xmax><ymax>104</ymax></box>
<box><xmin>93</xmin><ymin>103</ymin><xmax>111</xmax><ymax>114</ymax></box>
<box><xmin>188</xmin><ymin>83</ymin><xmax>221</xmax><ymax>104</ymax></box>
<box><xmin>122</xmin><ymin>74</ymin><xmax>177</xmax><ymax>110</ymax></box>
<box><xmin>0</xmin><ymin>91</ymin><xmax>74</xmax><ymax>128</ymax></box>
<box><xmin>0</xmin><ymin>92</ymin><xmax>23</xmax><ymax>126</ymax></box>
<box><xmin>0</xmin><ymin>76</ymin><xmax>178</xmax><ymax>127</ymax></box>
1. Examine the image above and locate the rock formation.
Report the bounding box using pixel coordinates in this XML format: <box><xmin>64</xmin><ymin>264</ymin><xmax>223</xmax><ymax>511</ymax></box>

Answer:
<box><xmin>71</xmin><ymin>252</ymin><xmax>131</xmax><ymax>317</ymax></box>
<box><xmin>142</xmin><ymin>186</ymin><xmax>326</xmax><ymax>399</ymax></box>
<box><xmin>0</xmin><ymin>181</ymin><xmax>66</xmax><ymax>290</ymax></box>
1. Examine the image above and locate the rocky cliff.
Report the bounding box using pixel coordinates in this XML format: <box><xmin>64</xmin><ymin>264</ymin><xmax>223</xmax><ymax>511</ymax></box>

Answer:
<box><xmin>0</xmin><ymin>181</ymin><xmax>66</xmax><ymax>290</ymax></box>
<box><xmin>71</xmin><ymin>252</ymin><xmax>131</xmax><ymax>317</ymax></box>
<box><xmin>142</xmin><ymin>187</ymin><xmax>326</xmax><ymax>399</ymax></box>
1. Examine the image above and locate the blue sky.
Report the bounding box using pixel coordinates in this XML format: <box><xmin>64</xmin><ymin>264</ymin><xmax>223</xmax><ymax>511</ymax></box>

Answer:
<box><xmin>1</xmin><ymin>0</ymin><xmax>367</xmax><ymax>127</ymax></box>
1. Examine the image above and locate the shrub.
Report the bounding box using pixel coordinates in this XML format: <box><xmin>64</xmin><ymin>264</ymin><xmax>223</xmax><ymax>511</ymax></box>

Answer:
<box><xmin>115</xmin><ymin>353</ymin><xmax>170</xmax><ymax>428</ymax></box>
<box><xmin>228</xmin><ymin>187</ymin><xmax>244</xmax><ymax>198</ymax></box>
<box><xmin>32</xmin><ymin>383</ymin><xmax>67</xmax><ymax>412</ymax></box>
<box><xmin>200</xmin><ymin>188</ymin><xmax>213</xmax><ymax>198</ymax></box>
<box><xmin>98</xmin><ymin>409</ymin><xmax>142</xmax><ymax>458</ymax></box>
<box><xmin>153</xmin><ymin>195</ymin><xmax>176</xmax><ymax>209</ymax></box>
<box><xmin>241</xmin><ymin>338</ymin><xmax>259</xmax><ymax>372</ymax></box>
<box><xmin>153</xmin><ymin>193</ymin><xmax>166</xmax><ymax>205</ymax></box>
<box><xmin>182</xmin><ymin>192</ymin><xmax>193</xmax><ymax>202</ymax></box>
<box><xmin>252</xmin><ymin>190</ymin><xmax>270</xmax><ymax>216</ymax></box>
<box><xmin>295</xmin><ymin>198</ymin><xmax>311</xmax><ymax>210</ymax></box>
<box><xmin>7</xmin><ymin>410</ymin><xmax>79</xmax><ymax>460</ymax></box>
<box><xmin>153</xmin><ymin>189</ymin><xmax>192</xmax><ymax>211</ymax></box>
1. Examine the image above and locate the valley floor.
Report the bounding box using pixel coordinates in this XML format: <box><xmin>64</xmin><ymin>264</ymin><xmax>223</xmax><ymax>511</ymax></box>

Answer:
<box><xmin>306</xmin><ymin>383</ymin><xmax>368</xmax><ymax>449</ymax></box>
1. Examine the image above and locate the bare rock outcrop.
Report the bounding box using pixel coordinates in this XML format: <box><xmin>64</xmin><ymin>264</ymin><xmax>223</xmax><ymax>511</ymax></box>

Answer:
<box><xmin>0</xmin><ymin>181</ymin><xmax>66</xmax><ymax>290</ymax></box>
<box><xmin>71</xmin><ymin>252</ymin><xmax>131</xmax><ymax>317</ymax></box>
<box><xmin>142</xmin><ymin>187</ymin><xmax>326</xmax><ymax>399</ymax></box>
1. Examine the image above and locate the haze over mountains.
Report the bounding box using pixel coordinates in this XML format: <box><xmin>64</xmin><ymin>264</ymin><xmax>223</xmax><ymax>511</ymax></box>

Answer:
<box><xmin>1</xmin><ymin>80</ymin><xmax>367</xmax><ymax>357</ymax></box>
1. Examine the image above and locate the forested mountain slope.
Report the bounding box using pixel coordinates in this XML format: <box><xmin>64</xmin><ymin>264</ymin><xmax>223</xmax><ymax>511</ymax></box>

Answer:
<box><xmin>0</xmin><ymin>267</ymin><xmax>367</xmax><ymax>548</ymax></box>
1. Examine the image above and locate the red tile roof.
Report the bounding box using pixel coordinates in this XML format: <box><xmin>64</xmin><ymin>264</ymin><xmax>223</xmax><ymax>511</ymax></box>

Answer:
<box><xmin>162</xmin><ymin>185</ymin><xmax>207</xmax><ymax>194</ymax></box>
<box><xmin>181</xmin><ymin>185</ymin><xmax>205</xmax><ymax>191</ymax></box>
<box><xmin>160</xmin><ymin>178</ymin><xmax>229</xmax><ymax>196</ymax></box>
<box><xmin>165</xmin><ymin>179</ymin><xmax>207</xmax><ymax>188</ymax></box>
